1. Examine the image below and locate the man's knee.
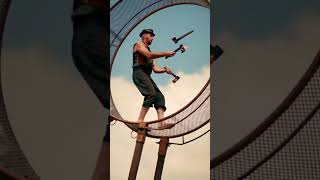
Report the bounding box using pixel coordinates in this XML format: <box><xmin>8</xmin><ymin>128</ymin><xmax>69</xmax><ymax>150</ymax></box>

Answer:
<box><xmin>157</xmin><ymin>92</ymin><xmax>164</xmax><ymax>100</ymax></box>
<box><xmin>145</xmin><ymin>90</ymin><xmax>157</xmax><ymax>100</ymax></box>
<box><xmin>154</xmin><ymin>92</ymin><xmax>166</xmax><ymax>111</ymax></box>
<box><xmin>142</xmin><ymin>90</ymin><xmax>156</xmax><ymax>107</ymax></box>
<box><xmin>154</xmin><ymin>92</ymin><xmax>164</xmax><ymax>102</ymax></box>
<box><xmin>155</xmin><ymin>105</ymin><xmax>166</xmax><ymax>112</ymax></box>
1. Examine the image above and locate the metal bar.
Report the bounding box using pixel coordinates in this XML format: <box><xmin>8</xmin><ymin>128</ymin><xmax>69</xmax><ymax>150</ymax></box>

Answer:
<box><xmin>154</xmin><ymin>137</ymin><xmax>169</xmax><ymax>180</ymax></box>
<box><xmin>128</xmin><ymin>123</ymin><xmax>147</xmax><ymax>180</ymax></box>
<box><xmin>169</xmin><ymin>129</ymin><xmax>210</xmax><ymax>146</ymax></box>
<box><xmin>91</xmin><ymin>142</ymin><xmax>109</xmax><ymax>180</ymax></box>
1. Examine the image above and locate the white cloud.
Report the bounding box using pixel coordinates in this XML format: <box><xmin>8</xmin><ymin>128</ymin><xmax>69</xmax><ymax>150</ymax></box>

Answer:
<box><xmin>110</xmin><ymin>66</ymin><xmax>210</xmax><ymax>180</ymax></box>
<box><xmin>111</xmin><ymin>66</ymin><xmax>209</xmax><ymax>121</ymax></box>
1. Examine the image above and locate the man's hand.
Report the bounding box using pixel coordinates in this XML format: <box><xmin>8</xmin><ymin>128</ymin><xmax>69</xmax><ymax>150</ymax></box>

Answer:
<box><xmin>164</xmin><ymin>66</ymin><xmax>172</xmax><ymax>74</ymax></box>
<box><xmin>166</xmin><ymin>51</ymin><xmax>176</xmax><ymax>57</ymax></box>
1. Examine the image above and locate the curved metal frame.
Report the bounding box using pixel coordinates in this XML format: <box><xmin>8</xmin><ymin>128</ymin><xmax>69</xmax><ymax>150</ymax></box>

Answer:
<box><xmin>168</xmin><ymin>129</ymin><xmax>210</xmax><ymax>146</ymax></box>
<box><xmin>211</xmin><ymin>50</ymin><xmax>320</xmax><ymax>169</ymax></box>
<box><xmin>110</xmin><ymin>0</ymin><xmax>211</xmax><ymax>139</ymax></box>
<box><xmin>111</xmin><ymin>80</ymin><xmax>209</xmax><ymax>125</ymax></box>
<box><xmin>0</xmin><ymin>0</ymin><xmax>39</xmax><ymax>179</ymax></box>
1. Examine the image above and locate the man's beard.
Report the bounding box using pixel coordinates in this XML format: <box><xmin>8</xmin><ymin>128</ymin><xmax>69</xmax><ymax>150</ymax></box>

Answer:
<box><xmin>147</xmin><ymin>40</ymin><xmax>152</xmax><ymax>45</ymax></box>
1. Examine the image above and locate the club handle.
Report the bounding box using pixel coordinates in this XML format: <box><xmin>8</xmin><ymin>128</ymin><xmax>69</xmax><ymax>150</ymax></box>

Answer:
<box><xmin>169</xmin><ymin>72</ymin><xmax>176</xmax><ymax>77</ymax></box>
<box><xmin>174</xmin><ymin>45</ymin><xmax>183</xmax><ymax>52</ymax></box>
<box><xmin>172</xmin><ymin>30</ymin><xmax>193</xmax><ymax>44</ymax></box>
<box><xmin>166</xmin><ymin>45</ymin><xmax>183</xmax><ymax>59</ymax></box>
<box><xmin>176</xmin><ymin>30</ymin><xmax>194</xmax><ymax>42</ymax></box>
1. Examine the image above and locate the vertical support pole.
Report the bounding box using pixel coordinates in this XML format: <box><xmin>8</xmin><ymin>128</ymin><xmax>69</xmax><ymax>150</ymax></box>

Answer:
<box><xmin>92</xmin><ymin>142</ymin><xmax>109</xmax><ymax>180</ymax></box>
<box><xmin>92</xmin><ymin>121</ymin><xmax>110</xmax><ymax>180</ymax></box>
<box><xmin>128</xmin><ymin>123</ymin><xmax>147</xmax><ymax>180</ymax></box>
<box><xmin>154</xmin><ymin>137</ymin><xmax>170</xmax><ymax>180</ymax></box>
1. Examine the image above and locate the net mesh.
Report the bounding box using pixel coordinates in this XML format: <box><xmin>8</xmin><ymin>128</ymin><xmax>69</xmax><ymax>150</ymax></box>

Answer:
<box><xmin>147</xmin><ymin>81</ymin><xmax>210</xmax><ymax>138</ymax></box>
<box><xmin>110</xmin><ymin>0</ymin><xmax>211</xmax><ymax>138</ymax></box>
<box><xmin>0</xmin><ymin>0</ymin><xmax>40</xmax><ymax>179</ymax></box>
<box><xmin>211</xmin><ymin>51</ymin><xmax>320</xmax><ymax>179</ymax></box>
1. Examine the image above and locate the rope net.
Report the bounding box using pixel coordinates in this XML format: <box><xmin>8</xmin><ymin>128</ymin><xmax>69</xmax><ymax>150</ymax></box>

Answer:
<box><xmin>110</xmin><ymin>0</ymin><xmax>211</xmax><ymax>138</ymax></box>
<box><xmin>211</xmin><ymin>51</ymin><xmax>320</xmax><ymax>179</ymax></box>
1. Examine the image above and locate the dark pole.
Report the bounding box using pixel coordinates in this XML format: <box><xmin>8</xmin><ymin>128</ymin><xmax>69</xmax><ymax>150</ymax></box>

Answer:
<box><xmin>154</xmin><ymin>137</ymin><xmax>170</xmax><ymax>180</ymax></box>
<box><xmin>92</xmin><ymin>142</ymin><xmax>109</xmax><ymax>180</ymax></box>
<box><xmin>128</xmin><ymin>123</ymin><xmax>147</xmax><ymax>180</ymax></box>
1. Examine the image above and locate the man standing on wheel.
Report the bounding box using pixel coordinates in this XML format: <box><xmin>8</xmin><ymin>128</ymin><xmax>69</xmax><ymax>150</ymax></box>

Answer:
<box><xmin>132</xmin><ymin>29</ymin><xmax>175</xmax><ymax>129</ymax></box>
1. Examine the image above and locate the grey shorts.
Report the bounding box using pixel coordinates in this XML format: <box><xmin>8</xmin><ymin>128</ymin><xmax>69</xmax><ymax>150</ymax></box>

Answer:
<box><xmin>132</xmin><ymin>67</ymin><xmax>166</xmax><ymax>111</ymax></box>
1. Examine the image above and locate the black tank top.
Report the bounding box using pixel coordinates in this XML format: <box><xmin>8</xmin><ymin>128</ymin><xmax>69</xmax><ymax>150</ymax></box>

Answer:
<box><xmin>132</xmin><ymin>44</ymin><xmax>153</xmax><ymax>75</ymax></box>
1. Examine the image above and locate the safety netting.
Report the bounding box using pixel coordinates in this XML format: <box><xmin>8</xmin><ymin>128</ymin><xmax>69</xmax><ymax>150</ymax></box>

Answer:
<box><xmin>110</xmin><ymin>0</ymin><xmax>211</xmax><ymax>138</ymax></box>
<box><xmin>147</xmin><ymin>81</ymin><xmax>210</xmax><ymax>138</ymax></box>
<box><xmin>211</xmin><ymin>50</ymin><xmax>320</xmax><ymax>179</ymax></box>
<box><xmin>0</xmin><ymin>0</ymin><xmax>40</xmax><ymax>179</ymax></box>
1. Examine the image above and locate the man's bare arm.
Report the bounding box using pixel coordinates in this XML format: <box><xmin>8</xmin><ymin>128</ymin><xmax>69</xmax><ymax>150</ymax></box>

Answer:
<box><xmin>134</xmin><ymin>43</ymin><xmax>175</xmax><ymax>59</ymax></box>
<box><xmin>152</xmin><ymin>63</ymin><xmax>166</xmax><ymax>73</ymax></box>
<box><xmin>152</xmin><ymin>61</ymin><xmax>172</xmax><ymax>74</ymax></box>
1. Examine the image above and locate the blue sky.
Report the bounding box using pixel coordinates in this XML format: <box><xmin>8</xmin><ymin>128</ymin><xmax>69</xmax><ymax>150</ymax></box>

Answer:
<box><xmin>111</xmin><ymin>4</ymin><xmax>210</xmax><ymax>85</ymax></box>
<box><xmin>110</xmin><ymin>0</ymin><xmax>118</xmax><ymax>7</ymax></box>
